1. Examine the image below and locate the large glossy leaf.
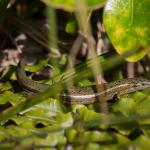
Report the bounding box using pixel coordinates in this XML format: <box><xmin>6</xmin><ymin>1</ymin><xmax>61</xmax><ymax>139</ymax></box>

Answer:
<box><xmin>42</xmin><ymin>0</ymin><xmax>106</xmax><ymax>11</ymax></box>
<box><xmin>103</xmin><ymin>0</ymin><xmax>150</xmax><ymax>62</ymax></box>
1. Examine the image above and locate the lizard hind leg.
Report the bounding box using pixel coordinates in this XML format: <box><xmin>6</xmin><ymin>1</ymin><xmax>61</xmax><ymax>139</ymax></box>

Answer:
<box><xmin>107</xmin><ymin>93</ymin><xmax>119</xmax><ymax>103</ymax></box>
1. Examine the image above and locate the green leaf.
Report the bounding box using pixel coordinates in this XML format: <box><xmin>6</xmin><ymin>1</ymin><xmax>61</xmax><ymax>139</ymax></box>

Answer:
<box><xmin>1</xmin><ymin>66</ymin><xmax>16</xmax><ymax>81</ymax></box>
<box><xmin>103</xmin><ymin>0</ymin><xmax>150</xmax><ymax>62</ymax></box>
<box><xmin>83</xmin><ymin>143</ymin><xmax>100</xmax><ymax>150</ymax></box>
<box><xmin>112</xmin><ymin>90</ymin><xmax>150</xmax><ymax>116</ymax></box>
<box><xmin>0</xmin><ymin>91</ymin><xmax>24</xmax><ymax>105</ymax></box>
<box><xmin>0</xmin><ymin>82</ymin><xmax>12</xmax><ymax>91</ymax></box>
<box><xmin>26</xmin><ymin>60</ymin><xmax>47</xmax><ymax>72</ymax></box>
<box><xmin>17</xmin><ymin>98</ymin><xmax>69</xmax><ymax>126</ymax></box>
<box><xmin>133</xmin><ymin>135</ymin><xmax>150</xmax><ymax>149</ymax></box>
<box><xmin>65</xmin><ymin>15</ymin><xmax>77</xmax><ymax>33</ymax></box>
<box><xmin>42</xmin><ymin>0</ymin><xmax>106</xmax><ymax>11</ymax></box>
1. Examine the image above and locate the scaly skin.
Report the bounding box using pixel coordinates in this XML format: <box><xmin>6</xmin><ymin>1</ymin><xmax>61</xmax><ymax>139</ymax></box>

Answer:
<box><xmin>16</xmin><ymin>58</ymin><xmax>150</xmax><ymax>104</ymax></box>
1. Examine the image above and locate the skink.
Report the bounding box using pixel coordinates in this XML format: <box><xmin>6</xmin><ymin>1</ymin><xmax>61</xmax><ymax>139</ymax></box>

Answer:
<box><xmin>16</xmin><ymin>58</ymin><xmax>150</xmax><ymax>104</ymax></box>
